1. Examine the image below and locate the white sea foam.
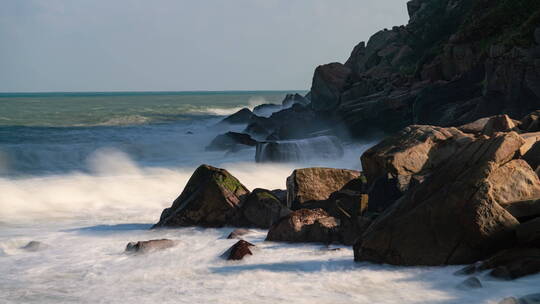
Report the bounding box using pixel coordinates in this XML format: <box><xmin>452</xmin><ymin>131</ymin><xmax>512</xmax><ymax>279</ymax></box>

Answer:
<box><xmin>1</xmin><ymin>225</ymin><xmax>539</xmax><ymax>304</ymax></box>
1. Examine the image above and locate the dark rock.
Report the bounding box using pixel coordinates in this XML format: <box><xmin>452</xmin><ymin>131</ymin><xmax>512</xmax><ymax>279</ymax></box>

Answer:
<box><xmin>454</xmin><ymin>263</ymin><xmax>481</xmax><ymax>276</ymax></box>
<box><xmin>311</xmin><ymin>63</ymin><xmax>351</xmax><ymax>112</ymax></box>
<box><xmin>125</xmin><ymin>239</ymin><xmax>176</xmax><ymax>254</ymax></box>
<box><xmin>282</xmin><ymin>93</ymin><xmax>309</xmax><ymax>108</ymax></box>
<box><xmin>480</xmin><ymin>248</ymin><xmax>540</xmax><ymax>280</ymax></box>
<box><xmin>253</xmin><ymin>103</ymin><xmax>282</xmax><ymax>117</ymax></box>
<box><xmin>153</xmin><ymin>165</ymin><xmax>250</xmax><ymax>228</ymax></box>
<box><xmin>227</xmin><ymin>229</ymin><xmax>252</xmax><ymax>239</ymax></box>
<box><xmin>536</xmin><ymin>27</ymin><xmax>540</xmax><ymax>45</ymax></box>
<box><xmin>524</xmin><ymin>141</ymin><xmax>540</xmax><ymax>172</ymax></box>
<box><xmin>456</xmin><ymin>277</ymin><xmax>482</xmax><ymax>289</ymax></box>
<box><xmin>242</xmin><ymin>188</ymin><xmax>291</xmax><ymax>229</ymax></box>
<box><xmin>517</xmin><ymin>217</ymin><xmax>540</xmax><ymax>247</ymax></box>
<box><xmin>221</xmin><ymin>240</ymin><xmax>255</xmax><ymax>260</ymax></box>
<box><xmin>266</xmin><ymin>209</ymin><xmax>340</xmax><ymax>244</ymax></box>
<box><xmin>255</xmin><ymin>136</ymin><xmax>344</xmax><ymax>163</ymax></box>
<box><xmin>505</xmin><ymin>199</ymin><xmax>540</xmax><ymax>222</ymax></box>
<box><xmin>270</xmin><ymin>189</ymin><xmax>287</xmax><ymax>206</ymax></box>
<box><xmin>219</xmin><ymin>108</ymin><xmax>253</xmax><ymax>125</ymax></box>
<box><xmin>20</xmin><ymin>241</ymin><xmax>47</xmax><ymax>252</ymax></box>
<box><xmin>286</xmin><ymin>167</ymin><xmax>362</xmax><ymax>210</ymax></box>
<box><xmin>206</xmin><ymin>132</ymin><xmax>258</xmax><ymax>151</ymax></box>
<box><xmin>355</xmin><ymin>132</ymin><xmax>525</xmax><ymax>266</ymax></box>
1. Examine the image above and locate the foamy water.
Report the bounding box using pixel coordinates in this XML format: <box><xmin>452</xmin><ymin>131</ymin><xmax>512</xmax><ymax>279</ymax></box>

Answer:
<box><xmin>1</xmin><ymin>91</ymin><xmax>538</xmax><ymax>303</ymax></box>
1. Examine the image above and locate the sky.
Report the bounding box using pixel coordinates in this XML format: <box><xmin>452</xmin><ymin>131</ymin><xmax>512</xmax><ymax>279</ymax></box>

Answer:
<box><xmin>0</xmin><ymin>0</ymin><xmax>409</xmax><ymax>92</ymax></box>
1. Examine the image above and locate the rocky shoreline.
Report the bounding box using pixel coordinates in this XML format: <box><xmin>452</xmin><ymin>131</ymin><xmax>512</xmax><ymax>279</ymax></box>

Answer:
<box><xmin>142</xmin><ymin>110</ymin><xmax>540</xmax><ymax>303</ymax></box>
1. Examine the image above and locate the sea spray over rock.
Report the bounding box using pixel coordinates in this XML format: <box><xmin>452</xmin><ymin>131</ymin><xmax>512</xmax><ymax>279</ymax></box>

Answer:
<box><xmin>255</xmin><ymin>136</ymin><xmax>344</xmax><ymax>163</ymax></box>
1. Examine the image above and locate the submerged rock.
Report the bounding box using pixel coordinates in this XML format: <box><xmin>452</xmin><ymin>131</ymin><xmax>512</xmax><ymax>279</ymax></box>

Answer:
<box><xmin>242</xmin><ymin>188</ymin><xmax>290</xmax><ymax>229</ymax></box>
<box><xmin>20</xmin><ymin>241</ymin><xmax>48</xmax><ymax>252</ymax></box>
<box><xmin>456</xmin><ymin>277</ymin><xmax>482</xmax><ymax>289</ymax></box>
<box><xmin>266</xmin><ymin>209</ymin><xmax>340</xmax><ymax>244</ymax></box>
<box><xmin>221</xmin><ymin>240</ymin><xmax>255</xmax><ymax>260</ymax></box>
<box><xmin>153</xmin><ymin>165</ymin><xmax>250</xmax><ymax>228</ymax></box>
<box><xmin>227</xmin><ymin>229</ymin><xmax>252</xmax><ymax>239</ymax></box>
<box><xmin>255</xmin><ymin>136</ymin><xmax>344</xmax><ymax>163</ymax></box>
<box><xmin>125</xmin><ymin>239</ymin><xmax>176</xmax><ymax>254</ymax></box>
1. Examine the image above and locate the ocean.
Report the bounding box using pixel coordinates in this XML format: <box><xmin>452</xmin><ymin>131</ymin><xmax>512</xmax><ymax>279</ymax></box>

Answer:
<box><xmin>0</xmin><ymin>91</ymin><xmax>538</xmax><ymax>303</ymax></box>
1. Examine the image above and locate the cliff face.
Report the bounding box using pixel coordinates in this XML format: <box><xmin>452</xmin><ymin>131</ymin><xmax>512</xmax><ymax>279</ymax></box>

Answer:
<box><xmin>310</xmin><ymin>0</ymin><xmax>540</xmax><ymax>137</ymax></box>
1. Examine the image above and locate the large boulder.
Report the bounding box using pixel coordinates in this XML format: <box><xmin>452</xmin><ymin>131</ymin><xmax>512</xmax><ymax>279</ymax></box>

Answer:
<box><xmin>242</xmin><ymin>188</ymin><xmax>291</xmax><ymax>229</ymax></box>
<box><xmin>361</xmin><ymin>125</ymin><xmax>474</xmax><ymax>212</ymax></box>
<box><xmin>286</xmin><ymin>167</ymin><xmax>362</xmax><ymax>210</ymax></box>
<box><xmin>310</xmin><ymin>63</ymin><xmax>351</xmax><ymax>112</ymax></box>
<box><xmin>355</xmin><ymin>132</ymin><xmax>527</xmax><ymax>266</ymax></box>
<box><xmin>266</xmin><ymin>209</ymin><xmax>339</xmax><ymax>244</ymax></box>
<box><xmin>153</xmin><ymin>165</ymin><xmax>250</xmax><ymax>228</ymax></box>
<box><xmin>206</xmin><ymin>132</ymin><xmax>258</xmax><ymax>152</ymax></box>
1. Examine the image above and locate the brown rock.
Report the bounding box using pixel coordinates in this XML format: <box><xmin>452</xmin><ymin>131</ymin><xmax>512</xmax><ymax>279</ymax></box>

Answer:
<box><xmin>242</xmin><ymin>188</ymin><xmax>291</xmax><ymax>229</ymax></box>
<box><xmin>361</xmin><ymin>125</ymin><xmax>473</xmax><ymax>212</ymax></box>
<box><xmin>222</xmin><ymin>240</ymin><xmax>255</xmax><ymax>260</ymax></box>
<box><xmin>266</xmin><ymin>209</ymin><xmax>339</xmax><ymax>244</ymax></box>
<box><xmin>153</xmin><ymin>165</ymin><xmax>249</xmax><ymax>228</ymax></box>
<box><xmin>355</xmin><ymin>132</ymin><xmax>525</xmax><ymax>266</ymax></box>
<box><xmin>286</xmin><ymin>167</ymin><xmax>362</xmax><ymax>210</ymax></box>
<box><xmin>487</xmin><ymin>159</ymin><xmax>540</xmax><ymax>216</ymax></box>
<box><xmin>125</xmin><ymin>239</ymin><xmax>176</xmax><ymax>254</ymax></box>
<box><xmin>482</xmin><ymin>114</ymin><xmax>520</xmax><ymax>136</ymax></box>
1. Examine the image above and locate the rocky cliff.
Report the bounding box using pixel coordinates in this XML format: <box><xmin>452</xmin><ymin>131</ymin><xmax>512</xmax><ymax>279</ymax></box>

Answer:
<box><xmin>310</xmin><ymin>0</ymin><xmax>540</xmax><ymax>137</ymax></box>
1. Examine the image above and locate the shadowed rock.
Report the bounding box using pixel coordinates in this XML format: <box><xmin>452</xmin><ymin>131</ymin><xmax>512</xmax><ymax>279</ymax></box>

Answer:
<box><xmin>242</xmin><ymin>188</ymin><xmax>291</xmax><ymax>229</ymax></box>
<box><xmin>125</xmin><ymin>239</ymin><xmax>176</xmax><ymax>254</ymax></box>
<box><xmin>153</xmin><ymin>165</ymin><xmax>250</xmax><ymax>228</ymax></box>
<box><xmin>266</xmin><ymin>209</ymin><xmax>339</xmax><ymax>244</ymax></box>
<box><xmin>480</xmin><ymin>248</ymin><xmax>540</xmax><ymax>280</ymax></box>
<box><xmin>206</xmin><ymin>132</ymin><xmax>258</xmax><ymax>152</ymax></box>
